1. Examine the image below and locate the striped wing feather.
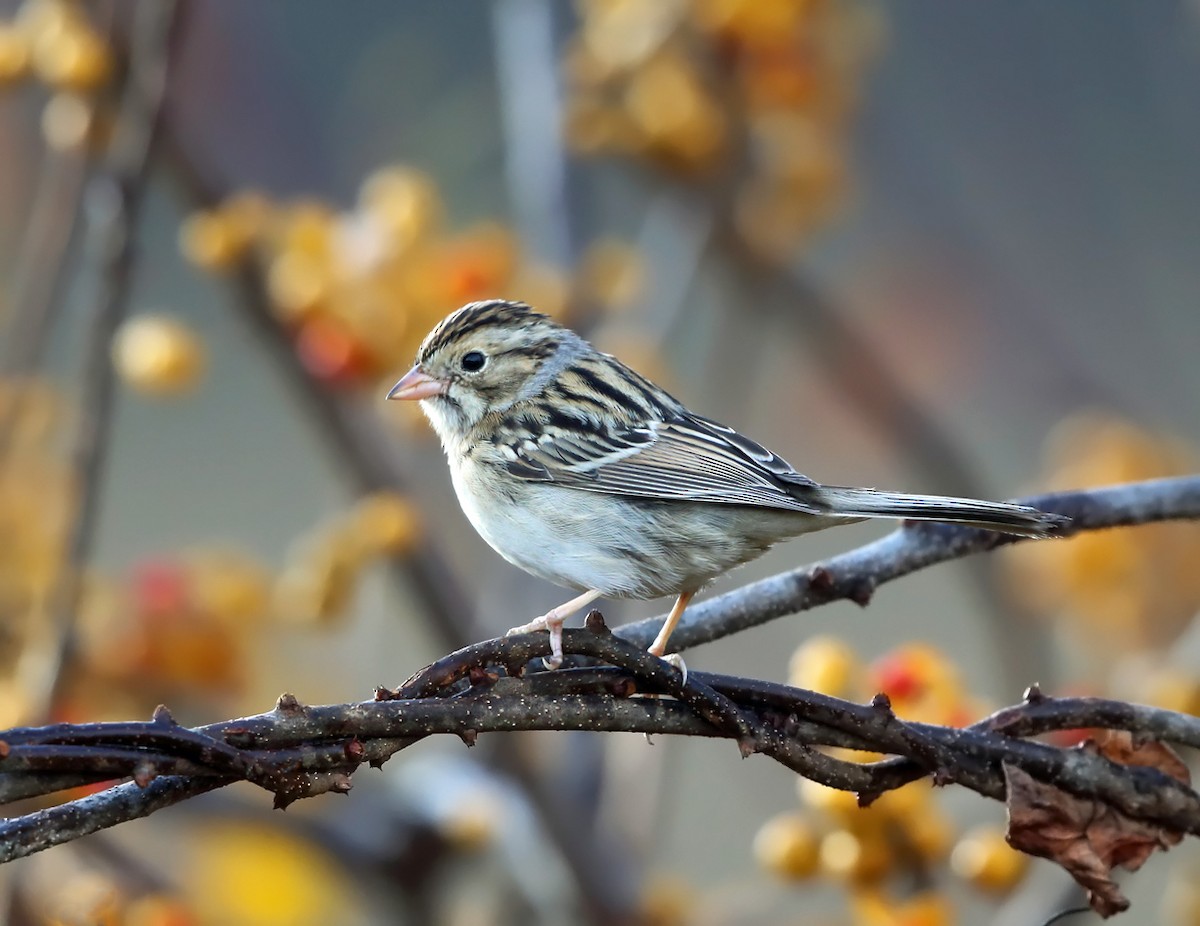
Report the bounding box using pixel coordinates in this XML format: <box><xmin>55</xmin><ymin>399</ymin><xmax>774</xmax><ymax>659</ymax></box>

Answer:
<box><xmin>503</xmin><ymin>412</ymin><xmax>824</xmax><ymax>514</ymax></box>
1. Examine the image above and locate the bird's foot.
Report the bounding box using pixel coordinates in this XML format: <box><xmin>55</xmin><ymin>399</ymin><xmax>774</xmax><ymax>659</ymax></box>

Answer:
<box><xmin>506</xmin><ymin>613</ymin><xmax>565</xmax><ymax>669</ymax></box>
<box><xmin>657</xmin><ymin>651</ymin><xmax>687</xmax><ymax>685</ymax></box>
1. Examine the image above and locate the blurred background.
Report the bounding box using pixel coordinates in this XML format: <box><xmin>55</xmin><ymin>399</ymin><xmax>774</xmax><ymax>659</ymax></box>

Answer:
<box><xmin>1</xmin><ymin>1</ymin><xmax>1199</xmax><ymax>923</ymax></box>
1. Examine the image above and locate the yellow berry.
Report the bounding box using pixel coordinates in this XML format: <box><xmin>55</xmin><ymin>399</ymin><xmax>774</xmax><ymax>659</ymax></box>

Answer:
<box><xmin>851</xmin><ymin>888</ymin><xmax>955</xmax><ymax>926</ymax></box>
<box><xmin>577</xmin><ymin>238</ymin><xmax>643</xmax><ymax>310</ymax></box>
<box><xmin>1143</xmin><ymin>670</ymin><xmax>1200</xmax><ymax>715</ymax></box>
<box><xmin>359</xmin><ymin>167</ymin><xmax>442</xmax><ymax>248</ymax></box>
<box><xmin>624</xmin><ymin>54</ymin><xmax>725</xmax><ymax>171</ymax></box>
<box><xmin>186</xmin><ymin>550</ymin><xmax>272</xmax><ymax>626</ymax></box>
<box><xmin>266</xmin><ymin>251</ymin><xmax>329</xmax><ymax>320</ymax></box>
<box><xmin>950</xmin><ymin>825</ymin><xmax>1029</xmax><ymax>893</ymax></box>
<box><xmin>788</xmin><ymin>634</ymin><xmax>860</xmax><ymax>696</ymax></box>
<box><xmin>31</xmin><ymin>20</ymin><xmax>110</xmax><ymax>90</ymax></box>
<box><xmin>796</xmin><ymin>775</ymin><xmax>862</xmax><ymax>816</ymax></box>
<box><xmin>753</xmin><ymin>812</ymin><xmax>820</xmax><ymax>880</ymax></box>
<box><xmin>819</xmin><ymin>828</ymin><xmax>891</xmax><ymax>884</ymax></box>
<box><xmin>639</xmin><ymin>874</ymin><xmax>693</xmax><ymax>926</ymax></box>
<box><xmin>351</xmin><ymin>492</ymin><xmax>422</xmax><ymax>557</ymax></box>
<box><xmin>180</xmin><ymin>210</ymin><xmax>249</xmax><ymax>272</ymax></box>
<box><xmin>111</xmin><ymin>315</ymin><xmax>206</xmax><ymax>396</ymax></box>
<box><xmin>439</xmin><ymin>795</ymin><xmax>499</xmax><ymax>852</ymax></box>
<box><xmin>0</xmin><ymin>22</ymin><xmax>31</xmax><ymax>83</ymax></box>
<box><xmin>40</xmin><ymin>91</ymin><xmax>91</xmax><ymax>150</ymax></box>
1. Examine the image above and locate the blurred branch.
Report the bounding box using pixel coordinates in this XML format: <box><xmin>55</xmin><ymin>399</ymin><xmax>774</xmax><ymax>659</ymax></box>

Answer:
<box><xmin>0</xmin><ymin>149</ymin><xmax>89</xmax><ymax>446</ymax></box>
<box><xmin>0</xmin><ymin>475</ymin><xmax>1197</xmax><ymax>864</ymax></box>
<box><xmin>491</xmin><ymin>0</ymin><xmax>575</xmax><ymax>266</ymax></box>
<box><xmin>23</xmin><ymin>0</ymin><xmax>182</xmax><ymax>717</ymax></box>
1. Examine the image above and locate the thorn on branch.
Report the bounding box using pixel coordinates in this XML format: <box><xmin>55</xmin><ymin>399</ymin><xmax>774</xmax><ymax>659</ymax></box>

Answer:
<box><xmin>275</xmin><ymin>693</ymin><xmax>305</xmax><ymax>715</ymax></box>
<box><xmin>151</xmin><ymin>705</ymin><xmax>176</xmax><ymax>725</ymax></box>
<box><xmin>848</xmin><ymin>577</ymin><xmax>876</xmax><ymax>607</ymax></box>
<box><xmin>584</xmin><ymin>609</ymin><xmax>610</xmax><ymax>634</ymax></box>
<box><xmin>459</xmin><ymin>729</ymin><xmax>478</xmax><ymax>748</ymax></box>
<box><xmin>807</xmin><ymin>565</ymin><xmax>835</xmax><ymax>597</ymax></box>
<box><xmin>1024</xmin><ymin>684</ymin><xmax>1047</xmax><ymax>704</ymax></box>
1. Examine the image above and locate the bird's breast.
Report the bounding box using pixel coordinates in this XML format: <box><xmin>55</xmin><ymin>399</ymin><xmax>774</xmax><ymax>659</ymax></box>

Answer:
<box><xmin>445</xmin><ymin>457</ymin><xmax>813</xmax><ymax>599</ymax></box>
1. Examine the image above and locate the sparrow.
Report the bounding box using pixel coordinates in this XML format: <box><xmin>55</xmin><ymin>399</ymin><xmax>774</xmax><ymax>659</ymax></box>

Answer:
<box><xmin>387</xmin><ymin>299</ymin><xmax>1067</xmax><ymax>670</ymax></box>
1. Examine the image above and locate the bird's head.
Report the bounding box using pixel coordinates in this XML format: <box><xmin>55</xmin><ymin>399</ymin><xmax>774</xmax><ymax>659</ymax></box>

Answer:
<box><xmin>387</xmin><ymin>299</ymin><xmax>578</xmax><ymax>443</ymax></box>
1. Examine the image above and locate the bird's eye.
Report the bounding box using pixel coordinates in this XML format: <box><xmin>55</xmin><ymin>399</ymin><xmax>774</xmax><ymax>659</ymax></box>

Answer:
<box><xmin>460</xmin><ymin>350</ymin><xmax>486</xmax><ymax>372</ymax></box>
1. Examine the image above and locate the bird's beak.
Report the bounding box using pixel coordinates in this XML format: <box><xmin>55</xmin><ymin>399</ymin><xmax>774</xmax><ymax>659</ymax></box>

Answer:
<box><xmin>386</xmin><ymin>366</ymin><xmax>447</xmax><ymax>401</ymax></box>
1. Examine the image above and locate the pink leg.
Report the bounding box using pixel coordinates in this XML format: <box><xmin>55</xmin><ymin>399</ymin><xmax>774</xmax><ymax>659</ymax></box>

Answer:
<box><xmin>506</xmin><ymin>589</ymin><xmax>604</xmax><ymax>668</ymax></box>
<box><xmin>649</xmin><ymin>591</ymin><xmax>693</xmax><ymax>659</ymax></box>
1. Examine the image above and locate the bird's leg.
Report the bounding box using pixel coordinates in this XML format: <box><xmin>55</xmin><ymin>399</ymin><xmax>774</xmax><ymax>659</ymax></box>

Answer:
<box><xmin>506</xmin><ymin>588</ymin><xmax>604</xmax><ymax>669</ymax></box>
<box><xmin>648</xmin><ymin>591</ymin><xmax>693</xmax><ymax>680</ymax></box>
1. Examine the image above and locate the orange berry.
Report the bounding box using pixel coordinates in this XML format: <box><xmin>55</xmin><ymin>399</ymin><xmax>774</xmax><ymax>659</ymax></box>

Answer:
<box><xmin>294</xmin><ymin>316</ymin><xmax>377</xmax><ymax>386</ymax></box>
<box><xmin>131</xmin><ymin>559</ymin><xmax>190</xmax><ymax>619</ymax></box>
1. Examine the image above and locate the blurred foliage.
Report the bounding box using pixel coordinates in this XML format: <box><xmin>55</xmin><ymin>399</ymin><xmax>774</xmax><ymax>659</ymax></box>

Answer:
<box><xmin>564</xmin><ymin>0</ymin><xmax>880</xmax><ymax>259</ymax></box>
<box><xmin>1005</xmin><ymin>413</ymin><xmax>1200</xmax><ymax>657</ymax></box>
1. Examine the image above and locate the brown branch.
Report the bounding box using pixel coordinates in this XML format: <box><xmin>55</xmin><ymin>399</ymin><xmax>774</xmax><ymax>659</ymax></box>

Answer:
<box><xmin>1</xmin><ymin>622</ymin><xmax>1198</xmax><ymax>866</ymax></box>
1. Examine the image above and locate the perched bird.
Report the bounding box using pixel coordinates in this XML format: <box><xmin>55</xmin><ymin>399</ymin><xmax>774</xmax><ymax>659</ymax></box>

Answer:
<box><xmin>387</xmin><ymin>300</ymin><xmax>1067</xmax><ymax>670</ymax></box>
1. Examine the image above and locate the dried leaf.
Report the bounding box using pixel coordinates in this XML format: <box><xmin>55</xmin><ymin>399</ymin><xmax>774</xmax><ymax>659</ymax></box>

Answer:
<box><xmin>1004</xmin><ymin>736</ymin><xmax>1190</xmax><ymax>918</ymax></box>
<box><xmin>1094</xmin><ymin>730</ymin><xmax>1190</xmax><ymax>786</ymax></box>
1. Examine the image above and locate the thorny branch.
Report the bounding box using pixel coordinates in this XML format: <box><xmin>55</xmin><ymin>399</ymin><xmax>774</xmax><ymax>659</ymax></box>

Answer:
<box><xmin>0</xmin><ymin>476</ymin><xmax>1197</xmax><ymax>888</ymax></box>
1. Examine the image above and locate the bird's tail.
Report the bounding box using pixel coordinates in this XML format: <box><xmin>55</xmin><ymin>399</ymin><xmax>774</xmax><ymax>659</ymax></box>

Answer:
<box><xmin>812</xmin><ymin>486</ymin><xmax>1069</xmax><ymax>539</ymax></box>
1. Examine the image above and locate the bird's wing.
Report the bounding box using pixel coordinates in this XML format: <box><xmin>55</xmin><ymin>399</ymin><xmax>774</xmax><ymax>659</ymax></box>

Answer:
<box><xmin>500</xmin><ymin>411</ymin><xmax>825</xmax><ymax>514</ymax></box>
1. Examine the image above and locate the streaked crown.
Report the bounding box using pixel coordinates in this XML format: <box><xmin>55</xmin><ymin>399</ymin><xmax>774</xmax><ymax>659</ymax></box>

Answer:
<box><xmin>418</xmin><ymin>299</ymin><xmax>560</xmax><ymax>363</ymax></box>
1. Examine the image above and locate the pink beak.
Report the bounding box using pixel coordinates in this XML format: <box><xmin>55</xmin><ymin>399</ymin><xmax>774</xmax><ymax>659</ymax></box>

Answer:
<box><xmin>386</xmin><ymin>366</ymin><xmax>448</xmax><ymax>401</ymax></box>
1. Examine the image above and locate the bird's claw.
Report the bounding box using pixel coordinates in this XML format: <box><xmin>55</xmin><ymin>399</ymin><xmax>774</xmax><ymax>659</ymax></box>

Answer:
<box><xmin>506</xmin><ymin>613</ymin><xmax>565</xmax><ymax>669</ymax></box>
<box><xmin>659</xmin><ymin>652</ymin><xmax>687</xmax><ymax>685</ymax></box>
